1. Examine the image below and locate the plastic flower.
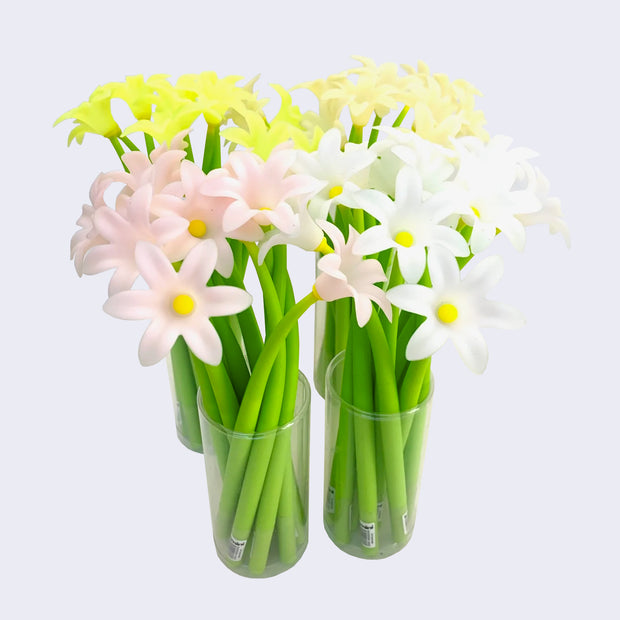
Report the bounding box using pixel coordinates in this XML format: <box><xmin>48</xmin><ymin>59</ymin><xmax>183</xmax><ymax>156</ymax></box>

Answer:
<box><xmin>55</xmin><ymin>85</ymin><xmax>121</xmax><ymax>145</ymax></box>
<box><xmin>175</xmin><ymin>72</ymin><xmax>257</xmax><ymax>126</ymax></box>
<box><xmin>222</xmin><ymin>87</ymin><xmax>323</xmax><ymax>160</ymax></box>
<box><xmin>82</xmin><ymin>184</ymin><xmax>188</xmax><ymax>294</ymax></box>
<box><xmin>156</xmin><ymin>160</ymin><xmax>263</xmax><ymax>277</ymax></box>
<box><xmin>314</xmin><ymin>221</ymin><xmax>392</xmax><ymax>327</ymax></box>
<box><xmin>103</xmin><ymin>240</ymin><xmax>252</xmax><ymax>366</ymax></box>
<box><xmin>202</xmin><ymin>148</ymin><xmax>323</xmax><ymax>234</ymax></box>
<box><xmin>353</xmin><ymin>166</ymin><xmax>469</xmax><ymax>283</ymax></box>
<box><xmin>292</xmin><ymin>128</ymin><xmax>376</xmax><ymax>220</ymax></box>
<box><xmin>452</xmin><ymin>135</ymin><xmax>541</xmax><ymax>253</ymax></box>
<box><xmin>257</xmin><ymin>196</ymin><xmax>324</xmax><ymax>263</ymax></box>
<box><xmin>369</xmin><ymin>127</ymin><xmax>456</xmax><ymax>198</ymax></box>
<box><xmin>387</xmin><ymin>247</ymin><xmax>524</xmax><ymax>373</ymax></box>
<box><xmin>124</xmin><ymin>86</ymin><xmax>203</xmax><ymax>145</ymax></box>
<box><xmin>108</xmin><ymin>74</ymin><xmax>166</xmax><ymax>121</ymax></box>
<box><xmin>516</xmin><ymin>167</ymin><xmax>570</xmax><ymax>247</ymax></box>
<box><xmin>70</xmin><ymin>172</ymin><xmax>115</xmax><ymax>275</ymax></box>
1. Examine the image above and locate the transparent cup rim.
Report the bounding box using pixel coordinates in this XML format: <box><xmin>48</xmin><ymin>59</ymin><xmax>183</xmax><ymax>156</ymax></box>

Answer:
<box><xmin>325</xmin><ymin>351</ymin><xmax>434</xmax><ymax>420</ymax></box>
<box><xmin>197</xmin><ymin>370</ymin><xmax>311</xmax><ymax>439</ymax></box>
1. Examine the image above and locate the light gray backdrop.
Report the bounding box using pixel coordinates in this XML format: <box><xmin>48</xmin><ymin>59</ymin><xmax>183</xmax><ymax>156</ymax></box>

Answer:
<box><xmin>2</xmin><ymin>1</ymin><xmax>617</xmax><ymax>618</ymax></box>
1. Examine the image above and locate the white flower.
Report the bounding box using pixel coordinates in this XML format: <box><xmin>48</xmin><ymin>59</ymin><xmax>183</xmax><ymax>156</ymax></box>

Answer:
<box><xmin>314</xmin><ymin>221</ymin><xmax>392</xmax><ymax>327</ymax></box>
<box><xmin>387</xmin><ymin>247</ymin><xmax>524</xmax><ymax>373</ymax></box>
<box><xmin>369</xmin><ymin>127</ymin><xmax>456</xmax><ymax>198</ymax></box>
<box><xmin>292</xmin><ymin>128</ymin><xmax>376</xmax><ymax>220</ymax></box>
<box><xmin>82</xmin><ymin>184</ymin><xmax>188</xmax><ymax>294</ymax></box>
<box><xmin>516</xmin><ymin>167</ymin><xmax>570</xmax><ymax>247</ymax></box>
<box><xmin>452</xmin><ymin>135</ymin><xmax>541</xmax><ymax>253</ymax></box>
<box><xmin>103</xmin><ymin>240</ymin><xmax>253</xmax><ymax>366</ymax></box>
<box><xmin>353</xmin><ymin>166</ymin><xmax>469</xmax><ymax>283</ymax></box>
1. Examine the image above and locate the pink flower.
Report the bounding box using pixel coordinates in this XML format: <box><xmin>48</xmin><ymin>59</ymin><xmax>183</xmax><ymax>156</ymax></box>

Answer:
<box><xmin>314</xmin><ymin>221</ymin><xmax>392</xmax><ymax>327</ymax></box>
<box><xmin>103</xmin><ymin>241</ymin><xmax>252</xmax><ymax>366</ymax></box>
<box><xmin>201</xmin><ymin>148</ymin><xmax>324</xmax><ymax>234</ymax></box>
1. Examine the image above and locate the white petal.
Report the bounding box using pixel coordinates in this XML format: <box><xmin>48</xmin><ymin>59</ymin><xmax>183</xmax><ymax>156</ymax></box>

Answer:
<box><xmin>352</xmin><ymin>189</ymin><xmax>394</xmax><ymax>223</ymax></box>
<box><xmin>476</xmin><ymin>300</ymin><xmax>525</xmax><ymax>330</ymax></box>
<box><xmin>469</xmin><ymin>222</ymin><xmax>497</xmax><ymax>254</ymax></box>
<box><xmin>397</xmin><ymin>245</ymin><xmax>427</xmax><ymax>284</ymax></box>
<box><xmin>427</xmin><ymin>246</ymin><xmax>460</xmax><ymax>289</ymax></box>
<box><xmin>394</xmin><ymin>166</ymin><xmax>424</xmax><ymax>209</ymax></box>
<box><xmin>406</xmin><ymin>319</ymin><xmax>448</xmax><ymax>360</ymax></box>
<box><xmin>463</xmin><ymin>255</ymin><xmax>504</xmax><ymax>294</ymax></box>
<box><xmin>138</xmin><ymin>320</ymin><xmax>180</xmax><ymax>366</ymax></box>
<box><xmin>353</xmin><ymin>225</ymin><xmax>395</xmax><ymax>256</ymax></box>
<box><xmin>450</xmin><ymin>328</ymin><xmax>488</xmax><ymax>374</ymax></box>
<box><xmin>430</xmin><ymin>225</ymin><xmax>470</xmax><ymax>257</ymax></box>
<box><xmin>386</xmin><ymin>284</ymin><xmax>435</xmax><ymax>316</ymax></box>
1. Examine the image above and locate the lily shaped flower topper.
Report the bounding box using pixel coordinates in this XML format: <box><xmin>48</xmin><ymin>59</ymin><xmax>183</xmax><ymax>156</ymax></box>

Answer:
<box><xmin>314</xmin><ymin>221</ymin><xmax>392</xmax><ymax>327</ymax></box>
<box><xmin>387</xmin><ymin>247</ymin><xmax>524</xmax><ymax>373</ymax></box>
<box><xmin>104</xmin><ymin>240</ymin><xmax>252</xmax><ymax>366</ymax></box>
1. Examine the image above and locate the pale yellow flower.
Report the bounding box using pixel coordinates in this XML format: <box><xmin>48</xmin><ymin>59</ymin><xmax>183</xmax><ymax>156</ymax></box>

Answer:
<box><xmin>55</xmin><ymin>85</ymin><xmax>121</xmax><ymax>145</ymax></box>
<box><xmin>401</xmin><ymin>61</ymin><xmax>489</xmax><ymax>144</ymax></box>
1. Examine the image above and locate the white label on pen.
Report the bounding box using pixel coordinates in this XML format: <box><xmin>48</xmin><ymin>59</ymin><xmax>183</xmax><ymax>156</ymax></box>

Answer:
<box><xmin>360</xmin><ymin>521</ymin><xmax>376</xmax><ymax>548</ymax></box>
<box><xmin>228</xmin><ymin>536</ymin><xmax>247</xmax><ymax>562</ymax></box>
<box><xmin>402</xmin><ymin>512</ymin><xmax>409</xmax><ymax>535</ymax></box>
<box><xmin>327</xmin><ymin>486</ymin><xmax>335</xmax><ymax>513</ymax></box>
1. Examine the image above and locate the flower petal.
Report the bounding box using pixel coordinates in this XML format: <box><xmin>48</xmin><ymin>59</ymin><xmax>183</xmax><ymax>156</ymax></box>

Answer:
<box><xmin>103</xmin><ymin>290</ymin><xmax>158</xmax><ymax>320</ymax></box>
<box><xmin>427</xmin><ymin>246</ymin><xmax>460</xmax><ymax>289</ymax></box>
<box><xmin>138</xmin><ymin>319</ymin><xmax>180</xmax><ymax>366</ymax></box>
<box><xmin>450</xmin><ymin>327</ymin><xmax>488</xmax><ymax>374</ymax></box>
<box><xmin>406</xmin><ymin>319</ymin><xmax>448</xmax><ymax>360</ymax></box>
<box><xmin>181</xmin><ymin>315</ymin><xmax>223</xmax><ymax>366</ymax></box>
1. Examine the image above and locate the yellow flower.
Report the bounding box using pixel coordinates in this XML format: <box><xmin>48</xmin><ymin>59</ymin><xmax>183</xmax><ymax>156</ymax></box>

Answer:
<box><xmin>222</xmin><ymin>85</ymin><xmax>323</xmax><ymax>159</ymax></box>
<box><xmin>123</xmin><ymin>86</ymin><xmax>202</xmax><ymax>145</ymax></box>
<box><xmin>107</xmin><ymin>74</ymin><xmax>167</xmax><ymax>121</ymax></box>
<box><xmin>55</xmin><ymin>85</ymin><xmax>121</xmax><ymax>145</ymax></box>
<box><xmin>401</xmin><ymin>61</ymin><xmax>489</xmax><ymax>144</ymax></box>
<box><xmin>175</xmin><ymin>71</ymin><xmax>264</xmax><ymax>126</ymax></box>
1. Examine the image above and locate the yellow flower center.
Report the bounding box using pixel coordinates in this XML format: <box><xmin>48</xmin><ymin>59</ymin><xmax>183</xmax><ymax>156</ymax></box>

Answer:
<box><xmin>314</xmin><ymin>237</ymin><xmax>334</xmax><ymax>254</ymax></box>
<box><xmin>188</xmin><ymin>219</ymin><xmax>207</xmax><ymax>238</ymax></box>
<box><xmin>394</xmin><ymin>231</ymin><xmax>414</xmax><ymax>247</ymax></box>
<box><xmin>172</xmin><ymin>294</ymin><xmax>195</xmax><ymax>316</ymax></box>
<box><xmin>471</xmin><ymin>205</ymin><xmax>481</xmax><ymax>218</ymax></box>
<box><xmin>329</xmin><ymin>185</ymin><xmax>343</xmax><ymax>199</ymax></box>
<box><xmin>436</xmin><ymin>303</ymin><xmax>458</xmax><ymax>324</ymax></box>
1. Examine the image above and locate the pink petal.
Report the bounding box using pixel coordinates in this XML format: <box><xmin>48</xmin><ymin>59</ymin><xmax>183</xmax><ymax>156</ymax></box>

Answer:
<box><xmin>178</xmin><ymin>239</ymin><xmax>218</xmax><ymax>285</ymax></box>
<box><xmin>181</xmin><ymin>315</ymin><xmax>223</xmax><ymax>366</ymax></box>
<box><xmin>103</xmin><ymin>290</ymin><xmax>158</xmax><ymax>320</ymax></box>
<box><xmin>138</xmin><ymin>320</ymin><xmax>180</xmax><ymax>366</ymax></box>
<box><xmin>134</xmin><ymin>242</ymin><xmax>176</xmax><ymax>288</ymax></box>
<box><xmin>201</xmin><ymin>285</ymin><xmax>252</xmax><ymax>317</ymax></box>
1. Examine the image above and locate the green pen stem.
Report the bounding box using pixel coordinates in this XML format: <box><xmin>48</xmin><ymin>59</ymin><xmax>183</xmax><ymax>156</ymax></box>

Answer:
<box><xmin>367</xmin><ymin>114</ymin><xmax>383</xmax><ymax>147</ymax></box>
<box><xmin>365</xmin><ymin>311</ymin><xmax>409</xmax><ymax>544</ymax></box>
<box><xmin>349</xmin><ymin>124</ymin><xmax>364</xmax><ymax>144</ymax></box>
<box><xmin>120</xmin><ymin>135</ymin><xmax>139</xmax><ymax>151</ymax></box>
<box><xmin>144</xmin><ymin>133</ymin><xmax>155</xmax><ymax>155</ymax></box>
<box><xmin>109</xmin><ymin>137</ymin><xmax>128</xmax><ymax>172</ymax></box>
<box><xmin>351</xmin><ymin>323</ymin><xmax>379</xmax><ymax>556</ymax></box>
<box><xmin>393</xmin><ymin>106</ymin><xmax>410</xmax><ymax>128</ymax></box>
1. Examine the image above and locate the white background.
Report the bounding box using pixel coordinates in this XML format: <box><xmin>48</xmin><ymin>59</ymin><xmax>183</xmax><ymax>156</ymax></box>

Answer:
<box><xmin>2</xmin><ymin>1</ymin><xmax>618</xmax><ymax>618</ymax></box>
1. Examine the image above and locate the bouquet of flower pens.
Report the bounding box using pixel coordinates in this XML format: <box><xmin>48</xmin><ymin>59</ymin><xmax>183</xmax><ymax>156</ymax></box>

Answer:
<box><xmin>57</xmin><ymin>57</ymin><xmax>568</xmax><ymax>575</ymax></box>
